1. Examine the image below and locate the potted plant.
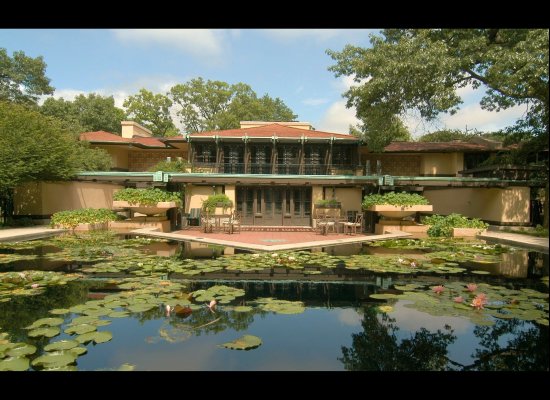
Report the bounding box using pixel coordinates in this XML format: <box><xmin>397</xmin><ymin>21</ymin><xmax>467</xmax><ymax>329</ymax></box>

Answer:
<box><xmin>202</xmin><ymin>193</ymin><xmax>233</xmax><ymax>214</ymax></box>
<box><xmin>315</xmin><ymin>199</ymin><xmax>341</xmax><ymax>209</ymax></box>
<box><xmin>422</xmin><ymin>213</ymin><xmax>488</xmax><ymax>238</ymax></box>
<box><xmin>50</xmin><ymin>208</ymin><xmax>117</xmax><ymax>233</ymax></box>
<box><xmin>113</xmin><ymin>188</ymin><xmax>181</xmax><ymax>216</ymax></box>
<box><xmin>362</xmin><ymin>192</ymin><xmax>432</xmax><ymax>218</ymax></box>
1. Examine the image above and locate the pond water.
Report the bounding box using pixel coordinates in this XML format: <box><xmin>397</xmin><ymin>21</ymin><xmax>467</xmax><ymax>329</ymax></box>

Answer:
<box><xmin>0</xmin><ymin>234</ymin><xmax>548</xmax><ymax>371</ymax></box>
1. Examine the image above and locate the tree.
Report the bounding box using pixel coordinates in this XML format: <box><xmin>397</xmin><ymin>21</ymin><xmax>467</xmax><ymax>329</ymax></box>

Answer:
<box><xmin>170</xmin><ymin>78</ymin><xmax>297</xmax><ymax>133</ymax></box>
<box><xmin>350</xmin><ymin>109</ymin><xmax>411</xmax><ymax>152</ymax></box>
<box><xmin>0</xmin><ymin>48</ymin><xmax>54</xmax><ymax>105</ymax></box>
<box><xmin>0</xmin><ymin>101</ymin><xmax>111</xmax><ymax>191</ymax></box>
<box><xmin>329</xmin><ymin>29</ymin><xmax>549</xmax><ymax>226</ymax></box>
<box><xmin>41</xmin><ymin>93</ymin><xmax>126</xmax><ymax>134</ymax></box>
<box><xmin>123</xmin><ymin>89</ymin><xmax>177</xmax><ymax>137</ymax></box>
<box><xmin>418</xmin><ymin>129</ymin><xmax>475</xmax><ymax>142</ymax></box>
<box><xmin>328</xmin><ymin>29</ymin><xmax>548</xmax><ymax>138</ymax></box>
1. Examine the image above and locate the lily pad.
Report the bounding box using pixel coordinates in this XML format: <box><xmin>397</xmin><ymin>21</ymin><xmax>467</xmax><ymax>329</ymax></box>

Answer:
<box><xmin>28</xmin><ymin>327</ymin><xmax>60</xmax><ymax>338</ymax></box>
<box><xmin>471</xmin><ymin>270</ymin><xmax>490</xmax><ymax>275</ymax></box>
<box><xmin>255</xmin><ymin>298</ymin><xmax>305</xmax><ymax>315</ymax></box>
<box><xmin>127</xmin><ymin>304</ymin><xmax>156</xmax><ymax>313</ymax></box>
<box><xmin>75</xmin><ymin>330</ymin><xmax>112</xmax><ymax>344</ymax></box>
<box><xmin>69</xmin><ymin>346</ymin><xmax>88</xmax><ymax>356</ymax></box>
<box><xmin>0</xmin><ymin>356</ymin><xmax>29</xmax><ymax>371</ymax></box>
<box><xmin>7</xmin><ymin>343</ymin><xmax>36</xmax><ymax>357</ymax></box>
<box><xmin>117</xmin><ymin>363</ymin><xmax>136</xmax><ymax>371</ymax></box>
<box><xmin>65</xmin><ymin>324</ymin><xmax>97</xmax><ymax>335</ymax></box>
<box><xmin>369</xmin><ymin>293</ymin><xmax>399</xmax><ymax>300</ymax></box>
<box><xmin>378</xmin><ymin>305</ymin><xmax>394</xmax><ymax>313</ymax></box>
<box><xmin>219</xmin><ymin>335</ymin><xmax>262</xmax><ymax>351</ymax></box>
<box><xmin>108</xmin><ymin>311</ymin><xmax>129</xmax><ymax>318</ymax></box>
<box><xmin>31</xmin><ymin>351</ymin><xmax>77</xmax><ymax>368</ymax></box>
<box><xmin>233</xmin><ymin>306</ymin><xmax>253</xmax><ymax>313</ymax></box>
<box><xmin>44</xmin><ymin>340</ymin><xmax>79</xmax><ymax>352</ymax></box>
<box><xmin>25</xmin><ymin>317</ymin><xmax>64</xmax><ymax>329</ymax></box>
<box><xmin>49</xmin><ymin>308</ymin><xmax>70</xmax><ymax>315</ymax></box>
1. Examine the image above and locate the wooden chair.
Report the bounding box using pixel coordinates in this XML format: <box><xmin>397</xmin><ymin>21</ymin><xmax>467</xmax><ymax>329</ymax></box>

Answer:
<box><xmin>223</xmin><ymin>210</ymin><xmax>241</xmax><ymax>234</ymax></box>
<box><xmin>200</xmin><ymin>212</ymin><xmax>213</xmax><ymax>233</ymax></box>
<box><xmin>316</xmin><ymin>214</ymin><xmax>336</xmax><ymax>235</ymax></box>
<box><xmin>343</xmin><ymin>213</ymin><xmax>363</xmax><ymax>235</ymax></box>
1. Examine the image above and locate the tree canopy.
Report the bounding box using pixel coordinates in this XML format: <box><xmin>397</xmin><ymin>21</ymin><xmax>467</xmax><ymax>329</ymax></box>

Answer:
<box><xmin>0</xmin><ymin>48</ymin><xmax>54</xmax><ymax>105</ymax></box>
<box><xmin>350</xmin><ymin>109</ymin><xmax>411</xmax><ymax>152</ymax></box>
<box><xmin>418</xmin><ymin>129</ymin><xmax>475</xmax><ymax>142</ymax></box>
<box><xmin>41</xmin><ymin>93</ymin><xmax>126</xmax><ymax>134</ymax></box>
<box><xmin>123</xmin><ymin>89</ymin><xmax>178</xmax><ymax>137</ymax></box>
<box><xmin>328</xmin><ymin>29</ymin><xmax>549</xmax><ymax>145</ymax></box>
<box><xmin>0</xmin><ymin>101</ymin><xmax>111</xmax><ymax>191</ymax></box>
<box><xmin>170</xmin><ymin>78</ymin><xmax>297</xmax><ymax>133</ymax></box>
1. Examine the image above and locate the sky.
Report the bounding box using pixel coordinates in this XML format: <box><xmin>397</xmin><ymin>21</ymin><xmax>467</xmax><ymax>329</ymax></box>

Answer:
<box><xmin>0</xmin><ymin>29</ymin><xmax>527</xmax><ymax>136</ymax></box>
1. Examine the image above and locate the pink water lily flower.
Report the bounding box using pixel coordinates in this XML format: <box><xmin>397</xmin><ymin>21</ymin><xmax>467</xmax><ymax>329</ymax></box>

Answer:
<box><xmin>31</xmin><ymin>283</ymin><xmax>40</xmax><ymax>289</ymax></box>
<box><xmin>432</xmin><ymin>285</ymin><xmax>445</xmax><ymax>295</ymax></box>
<box><xmin>471</xmin><ymin>294</ymin><xmax>488</xmax><ymax>310</ymax></box>
<box><xmin>207</xmin><ymin>299</ymin><xmax>217</xmax><ymax>313</ymax></box>
<box><xmin>466</xmin><ymin>283</ymin><xmax>477</xmax><ymax>292</ymax></box>
<box><xmin>453</xmin><ymin>296</ymin><xmax>464</xmax><ymax>303</ymax></box>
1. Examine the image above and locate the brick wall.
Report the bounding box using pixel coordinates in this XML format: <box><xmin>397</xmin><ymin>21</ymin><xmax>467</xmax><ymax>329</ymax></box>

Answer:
<box><xmin>129</xmin><ymin>151</ymin><xmax>186</xmax><ymax>172</ymax></box>
<box><xmin>363</xmin><ymin>154</ymin><xmax>420</xmax><ymax>176</ymax></box>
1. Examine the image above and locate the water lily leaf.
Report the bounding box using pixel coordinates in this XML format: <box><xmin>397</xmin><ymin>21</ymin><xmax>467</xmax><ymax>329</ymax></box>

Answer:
<box><xmin>127</xmin><ymin>303</ymin><xmax>156</xmax><ymax>313</ymax></box>
<box><xmin>233</xmin><ymin>306</ymin><xmax>253</xmax><ymax>313</ymax></box>
<box><xmin>7</xmin><ymin>343</ymin><xmax>36</xmax><ymax>357</ymax></box>
<box><xmin>0</xmin><ymin>356</ymin><xmax>29</xmax><ymax>371</ymax></box>
<box><xmin>49</xmin><ymin>308</ymin><xmax>70</xmax><ymax>315</ymax></box>
<box><xmin>369</xmin><ymin>293</ymin><xmax>399</xmax><ymax>300</ymax></box>
<box><xmin>75</xmin><ymin>330</ymin><xmax>112</xmax><ymax>344</ymax></box>
<box><xmin>28</xmin><ymin>327</ymin><xmax>60</xmax><ymax>338</ymax></box>
<box><xmin>44</xmin><ymin>340</ymin><xmax>79</xmax><ymax>352</ymax></box>
<box><xmin>69</xmin><ymin>304</ymin><xmax>88</xmax><ymax>314</ymax></box>
<box><xmin>219</xmin><ymin>335</ymin><xmax>262</xmax><ymax>351</ymax></box>
<box><xmin>108</xmin><ymin>311</ymin><xmax>129</xmax><ymax>318</ymax></box>
<box><xmin>471</xmin><ymin>270</ymin><xmax>490</xmax><ymax>275</ymax></box>
<box><xmin>25</xmin><ymin>317</ymin><xmax>64</xmax><ymax>329</ymax></box>
<box><xmin>42</xmin><ymin>364</ymin><xmax>78</xmax><ymax>371</ymax></box>
<box><xmin>31</xmin><ymin>351</ymin><xmax>77</xmax><ymax>368</ymax></box>
<box><xmin>65</xmin><ymin>324</ymin><xmax>97</xmax><ymax>335</ymax></box>
<box><xmin>256</xmin><ymin>298</ymin><xmax>305</xmax><ymax>315</ymax></box>
<box><xmin>536</xmin><ymin>319</ymin><xmax>549</xmax><ymax>326</ymax></box>
<box><xmin>68</xmin><ymin>346</ymin><xmax>88</xmax><ymax>357</ymax></box>
<box><xmin>69</xmin><ymin>316</ymin><xmax>99</xmax><ymax>325</ymax></box>
<box><xmin>378</xmin><ymin>305</ymin><xmax>394</xmax><ymax>313</ymax></box>
<box><xmin>117</xmin><ymin>363</ymin><xmax>136</xmax><ymax>371</ymax></box>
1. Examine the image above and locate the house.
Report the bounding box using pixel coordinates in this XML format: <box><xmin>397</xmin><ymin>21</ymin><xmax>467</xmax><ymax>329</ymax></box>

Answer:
<box><xmin>13</xmin><ymin>120</ymin><xmax>539</xmax><ymax>228</ymax></box>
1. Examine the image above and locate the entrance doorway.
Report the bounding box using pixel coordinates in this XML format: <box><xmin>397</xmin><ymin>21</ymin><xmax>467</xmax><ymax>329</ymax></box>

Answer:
<box><xmin>236</xmin><ymin>187</ymin><xmax>312</xmax><ymax>226</ymax></box>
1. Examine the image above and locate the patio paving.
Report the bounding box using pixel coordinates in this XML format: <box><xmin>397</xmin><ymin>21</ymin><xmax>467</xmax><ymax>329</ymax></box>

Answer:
<box><xmin>131</xmin><ymin>227</ymin><xmax>411</xmax><ymax>252</ymax></box>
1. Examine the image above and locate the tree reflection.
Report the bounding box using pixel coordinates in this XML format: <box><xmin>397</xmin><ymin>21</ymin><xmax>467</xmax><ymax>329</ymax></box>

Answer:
<box><xmin>339</xmin><ymin>307</ymin><xmax>456</xmax><ymax>371</ymax></box>
<box><xmin>467</xmin><ymin>319</ymin><xmax>549</xmax><ymax>371</ymax></box>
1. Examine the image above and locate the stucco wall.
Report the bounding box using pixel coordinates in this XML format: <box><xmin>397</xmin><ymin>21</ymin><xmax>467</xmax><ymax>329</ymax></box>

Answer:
<box><xmin>94</xmin><ymin>146</ymin><xmax>129</xmax><ymax>170</ymax></box>
<box><xmin>423</xmin><ymin>186</ymin><xmax>530</xmax><ymax>224</ymax></box>
<box><xmin>15</xmin><ymin>181</ymin><xmax>124</xmax><ymax>216</ymax></box>
<box><xmin>420</xmin><ymin>153</ymin><xmax>463</xmax><ymax>176</ymax></box>
<box><xmin>334</xmin><ymin>187</ymin><xmax>363</xmax><ymax>214</ymax></box>
<box><xmin>187</xmin><ymin>185</ymin><xmax>216</xmax><ymax>213</ymax></box>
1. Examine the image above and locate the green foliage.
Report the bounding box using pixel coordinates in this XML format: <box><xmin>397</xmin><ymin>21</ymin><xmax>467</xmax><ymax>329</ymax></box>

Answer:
<box><xmin>315</xmin><ymin>199</ymin><xmax>341</xmax><ymax>207</ymax></box>
<box><xmin>350</xmin><ymin>110</ymin><xmax>411</xmax><ymax>152</ymax></box>
<box><xmin>422</xmin><ymin>213</ymin><xmax>489</xmax><ymax>237</ymax></box>
<box><xmin>50</xmin><ymin>208</ymin><xmax>117</xmax><ymax>230</ymax></box>
<box><xmin>169</xmin><ymin>78</ymin><xmax>297</xmax><ymax>133</ymax></box>
<box><xmin>41</xmin><ymin>93</ymin><xmax>126</xmax><ymax>134</ymax></box>
<box><xmin>0</xmin><ymin>101</ymin><xmax>110</xmax><ymax>191</ymax></box>
<box><xmin>148</xmin><ymin>159</ymin><xmax>189</xmax><ymax>172</ymax></box>
<box><xmin>418</xmin><ymin>129</ymin><xmax>475</xmax><ymax>142</ymax></box>
<box><xmin>123</xmin><ymin>89</ymin><xmax>177</xmax><ymax>137</ymax></box>
<box><xmin>113</xmin><ymin>188</ymin><xmax>181</xmax><ymax>206</ymax></box>
<box><xmin>0</xmin><ymin>48</ymin><xmax>54</xmax><ymax>105</ymax></box>
<box><xmin>201</xmin><ymin>193</ymin><xmax>233</xmax><ymax>213</ymax></box>
<box><xmin>362</xmin><ymin>192</ymin><xmax>429</xmax><ymax>209</ymax></box>
<box><xmin>328</xmin><ymin>29</ymin><xmax>548</xmax><ymax>148</ymax></box>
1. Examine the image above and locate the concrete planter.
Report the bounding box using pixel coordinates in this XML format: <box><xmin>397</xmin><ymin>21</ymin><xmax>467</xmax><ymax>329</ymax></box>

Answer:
<box><xmin>366</xmin><ymin>204</ymin><xmax>433</xmax><ymax>219</ymax></box>
<box><xmin>112</xmin><ymin>201</ymin><xmax>178</xmax><ymax>216</ymax></box>
<box><xmin>74</xmin><ymin>222</ymin><xmax>109</xmax><ymax>231</ymax></box>
<box><xmin>452</xmin><ymin>227</ymin><xmax>487</xmax><ymax>238</ymax></box>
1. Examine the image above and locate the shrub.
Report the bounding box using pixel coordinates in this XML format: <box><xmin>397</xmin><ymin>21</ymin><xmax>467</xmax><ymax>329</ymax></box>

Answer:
<box><xmin>113</xmin><ymin>188</ymin><xmax>181</xmax><ymax>206</ymax></box>
<box><xmin>148</xmin><ymin>159</ymin><xmax>189</xmax><ymax>172</ymax></box>
<box><xmin>362</xmin><ymin>192</ymin><xmax>429</xmax><ymax>209</ymax></box>
<box><xmin>315</xmin><ymin>199</ymin><xmax>341</xmax><ymax>207</ymax></box>
<box><xmin>201</xmin><ymin>194</ymin><xmax>233</xmax><ymax>213</ymax></box>
<box><xmin>50</xmin><ymin>208</ymin><xmax>117</xmax><ymax>231</ymax></box>
<box><xmin>422</xmin><ymin>213</ymin><xmax>488</xmax><ymax>237</ymax></box>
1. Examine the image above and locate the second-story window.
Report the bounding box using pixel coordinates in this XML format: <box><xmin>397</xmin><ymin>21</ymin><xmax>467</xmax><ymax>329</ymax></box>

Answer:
<box><xmin>194</xmin><ymin>143</ymin><xmax>216</xmax><ymax>164</ymax></box>
<box><xmin>333</xmin><ymin>145</ymin><xmax>352</xmax><ymax>166</ymax></box>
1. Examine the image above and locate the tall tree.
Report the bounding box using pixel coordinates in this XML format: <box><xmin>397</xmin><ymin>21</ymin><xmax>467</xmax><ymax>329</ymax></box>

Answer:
<box><xmin>123</xmin><ymin>89</ymin><xmax>177</xmax><ymax>137</ymax></box>
<box><xmin>328</xmin><ymin>29</ymin><xmax>548</xmax><ymax>140</ymax></box>
<box><xmin>0</xmin><ymin>101</ymin><xmax>111</xmax><ymax>191</ymax></box>
<box><xmin>350</xmin><ymin>109</ymin><xmax>411</xmax><ymax>152</ymax></box>
<box><xmin>170</xmin><ymin>78</ymin><xmax>297</xmax><ymax>133</ymax></box>
<box><xmin>418</xmin><ymin>129</ymin><xmax>474</xmax><ymax>142</ymax></box>
<box><xmin>41</xmin><ymin>93</ymin><xmax>126</xmax><ymax>134</ymax></box>
<box><xmin>0</xmin><ymin>48</ymin><xmax>54</xmax><ymax>105</ymax></box>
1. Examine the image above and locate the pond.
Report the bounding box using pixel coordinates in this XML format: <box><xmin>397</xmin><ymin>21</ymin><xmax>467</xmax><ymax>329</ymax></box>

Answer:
<box><xmin>0</xmin><ymin>233</ymin><xmax>548</xmax><ymax>371</ymax></box>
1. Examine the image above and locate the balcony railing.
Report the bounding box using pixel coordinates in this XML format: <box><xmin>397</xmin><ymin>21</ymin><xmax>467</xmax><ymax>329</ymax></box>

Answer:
<box><xmin>191</xmin><ymin>162</ymin><xmax>359</xmax><ymax>175</ymax></box>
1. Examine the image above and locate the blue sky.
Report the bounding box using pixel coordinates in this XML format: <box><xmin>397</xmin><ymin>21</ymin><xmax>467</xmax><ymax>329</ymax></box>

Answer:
<box><xmin>0</xmin><ymin>29</ymin><xmax>526</xmax><ymax>136</ymax></box>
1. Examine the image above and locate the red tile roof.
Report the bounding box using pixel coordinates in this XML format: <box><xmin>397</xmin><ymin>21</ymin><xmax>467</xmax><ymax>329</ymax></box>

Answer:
<box><xmin>79</xmin><ymin>131</ymin><xmax>167</xmax><ymax>148</ymax></box>
<box><xmin>383</xmin><ymin>141</ymin><xmax>495</xmax><ymax>153</ymax></box>
<box><xmin>188</xmin><ymin>123</ymin><xmax>357</xmax><ymax>140</ymax></box>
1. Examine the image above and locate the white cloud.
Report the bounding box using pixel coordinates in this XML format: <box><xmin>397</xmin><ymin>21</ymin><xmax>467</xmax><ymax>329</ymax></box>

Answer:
<box><xmin>390</xmin><ymin>301</ymin><xmax>471</xmax><ymax>334</ymax></box>
<box><xmin>302</xmin><ymin>97</ymin><xmax>329</xmax><ymax>106</ymax></box>
<box><xmin>439</xmin><ymin>103</ymin><xmax>527</xmax><ymax>133</ymax></box>
<box><xmin>317</xmin><ymin>100</ymin><xmax>359</xmax><ymax>133</ymax></box>
<box><xmin>111</xmin><ymin>29</ymin><xmax>227</xmax><ymax>62</ymax></box>
<box><xmin>337</xmin><ymin>308</ymin><xmax>362</xmax><ymax>326</ymax></box>
<box><xmin>263</xmin><ymin>29</ymin><xmax>375</xmax><ymax>44</ymax></box>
